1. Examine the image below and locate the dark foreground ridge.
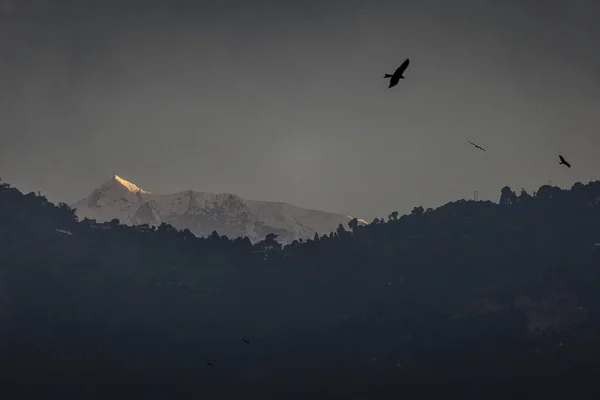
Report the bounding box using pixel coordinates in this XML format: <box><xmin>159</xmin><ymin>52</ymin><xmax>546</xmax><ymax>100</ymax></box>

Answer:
<box><xmin>2</xmin><ymin>179</ymin><xmax>600</xmax><ymax>397</ymax></box>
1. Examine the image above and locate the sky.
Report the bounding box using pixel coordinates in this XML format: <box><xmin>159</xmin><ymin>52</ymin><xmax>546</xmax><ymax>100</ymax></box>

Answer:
<box><xmin>1</xmin><ymin>0</ymin><xmax>599</xmax><ymax>221</ymax></box>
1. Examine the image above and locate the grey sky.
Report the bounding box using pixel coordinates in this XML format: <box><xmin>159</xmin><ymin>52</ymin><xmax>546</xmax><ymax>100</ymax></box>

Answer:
<box><xmin>1</xmin><ymin>0</ymin><xmax>599</xmax><ymax>220</ymax></box>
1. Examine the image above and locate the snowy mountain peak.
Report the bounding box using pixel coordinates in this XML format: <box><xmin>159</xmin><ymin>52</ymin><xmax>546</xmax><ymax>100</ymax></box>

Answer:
<box><xmin>72</xmin><ymin>176</ymin><xmax>365</xmax><ymax>244</ymax></box>
<box><xmin>345</xmin><ymin>215</ymin><xmax>369</xmax><ymax>225</ymax></box>
<box><xmin>110</xmin><ymin>175</ymin><xmax>149</xmax><ymax>194</ymax></box>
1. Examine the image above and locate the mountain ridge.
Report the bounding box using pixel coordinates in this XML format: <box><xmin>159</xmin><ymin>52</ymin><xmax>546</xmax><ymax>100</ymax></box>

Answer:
<box><xmin>71</xmin><ymin>175</ymin><xmax>367</xmax><ymax>244</ymax></box>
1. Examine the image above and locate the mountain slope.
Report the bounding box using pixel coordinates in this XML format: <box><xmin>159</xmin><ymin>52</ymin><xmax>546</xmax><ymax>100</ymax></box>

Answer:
<box><xmin>71</xmin><ymin>175</ymin><xmax>366</xmax><ymax>243</ymax></box>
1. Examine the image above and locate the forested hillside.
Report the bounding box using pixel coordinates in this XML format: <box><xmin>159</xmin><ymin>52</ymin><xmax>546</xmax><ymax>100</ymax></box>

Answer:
<box><xmin>2</xmin><ymin>179</ymin><xmax>600</xmax><ymax>396</ymax></box>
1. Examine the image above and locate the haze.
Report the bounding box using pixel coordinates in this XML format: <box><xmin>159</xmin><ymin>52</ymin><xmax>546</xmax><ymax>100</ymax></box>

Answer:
<box><xmin>1</xmin><ymin>0</ymin><xmax>599</xmax><ymax>220</ymax></box>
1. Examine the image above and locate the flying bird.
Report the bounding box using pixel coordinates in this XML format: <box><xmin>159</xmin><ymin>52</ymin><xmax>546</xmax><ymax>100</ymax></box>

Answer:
<box><xmin>206</xmin><ymin>362</ymin><xmax>213</xmax><ymax>368</ymax></box>
<box><xmin>559</xmin><ymin>155</ymin><xmax>571</xmax><ymax>168</ymax></box>
<box><xmin>384</xmin><ymin>58</ymin><xmax>410</xmax><ymax>88</ymax></box>
<box><xmin>241</xmin><ymin>338</ymin><xmax>251</xmax><ymax>344</ymax></box>
<box><xmin>466</xmin><ymin>141</ymin><xmax>486</xmax><ymax>152</ymax></box>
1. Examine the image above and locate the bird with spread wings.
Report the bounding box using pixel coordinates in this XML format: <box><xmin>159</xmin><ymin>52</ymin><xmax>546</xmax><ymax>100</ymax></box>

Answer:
<box><xmin>466</xmin><ymin>140</ymin><xmax>486</xmax><ymax>152</ymax></box>
<box><xmin>559</xmin><ymin>155</ymin><xmax>571</xmax><ymax>168</ymax></box>
<box><xmin>384</xmin><ymin>58</ymin><xmax>410</xmax><ymax>88</ymax></box>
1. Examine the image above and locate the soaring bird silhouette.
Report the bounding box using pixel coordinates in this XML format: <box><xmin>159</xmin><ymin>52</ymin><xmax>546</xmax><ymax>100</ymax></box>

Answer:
<box><xmin>241</xmin><ymin>338</ymin><xmax>251</xmax><ymax>344</ymax></box>
<box><xmin>206</xmin><ymin>362</ymin><xmax>213</xmax><ymax>368</ymax></box>
<box><xmin>384</xmin><ymin>58</ymin><xmax>410</xmax><ymax>88</ymax></box>
<box><xmin>559</xmin><ymin>155</ymin><xmax>571</xmax><ymax>168</ymax></box>
<box><xmin>466</xmin><ymin>140</ymin><xmax>486</xmax><ymax>152</ymax></box>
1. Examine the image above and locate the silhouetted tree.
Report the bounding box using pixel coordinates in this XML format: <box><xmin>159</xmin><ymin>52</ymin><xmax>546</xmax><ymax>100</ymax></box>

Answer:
<box><xmin>518</xmin><ymin>188</ymin><xmax>532</xmax><ymax>203</ymax></box>
<box><xmin>500</xmin><ymin>186</ymin><xmax>518</xmax><ymax>205</ymax></box>
<box><xmin>336</xmin><ymin>223</ymin><xmax>351</xmax><ymax>240</ymax></box>
<box><xmin>535</xmin><ymin>185</ymin><xmax>560</xmax><ymax>200</ymax></box>
<box><xmin>411</xmin><ymin>206</ymin><xmax>424</xmax><ymax>216</ymax></box>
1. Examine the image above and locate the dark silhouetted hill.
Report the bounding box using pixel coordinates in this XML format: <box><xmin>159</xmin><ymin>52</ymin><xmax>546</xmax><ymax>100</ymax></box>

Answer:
<box><xmin>2</xmin><ymin>178</ymin><xmax>600</xmax><ymax>396</ymax></box>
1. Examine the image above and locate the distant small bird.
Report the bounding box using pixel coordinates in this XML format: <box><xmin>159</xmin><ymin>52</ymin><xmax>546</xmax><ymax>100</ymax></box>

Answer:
<box><xmin>559</xmin><ymin>155</ymin><xmax>571</xmax><ymax>168</ymax></box>
<box><xmin>384</xmin><ymin>58</ymin><xmax>410</xmax><ymax>88</ymax></box>
<box><xmin>466</xmin><ymin>140</ymin><xmax>486</xmax><ymax>152</ymax></box>
<box><xmin>241</xmin><ymin>338</ymin><xmax>250</xmax><ymax>344</ymax></box>
<box><xmin>206</xmin><ymin>362</ymin><xmax>213</xmax><ymax>368</ymax></box>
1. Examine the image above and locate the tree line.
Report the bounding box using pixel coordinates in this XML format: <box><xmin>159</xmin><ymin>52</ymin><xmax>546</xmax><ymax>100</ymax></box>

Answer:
<box><xmin>1</xmin><ymin>178</ymin><xmax>600</xmax><ymax>395</ymax></box>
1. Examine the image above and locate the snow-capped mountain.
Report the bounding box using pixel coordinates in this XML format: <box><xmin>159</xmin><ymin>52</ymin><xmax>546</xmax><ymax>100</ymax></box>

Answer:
<box><xmin>71</xmin><ymin>175</ymin><xmax>367</xmax><ymax>244</ymax></box>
